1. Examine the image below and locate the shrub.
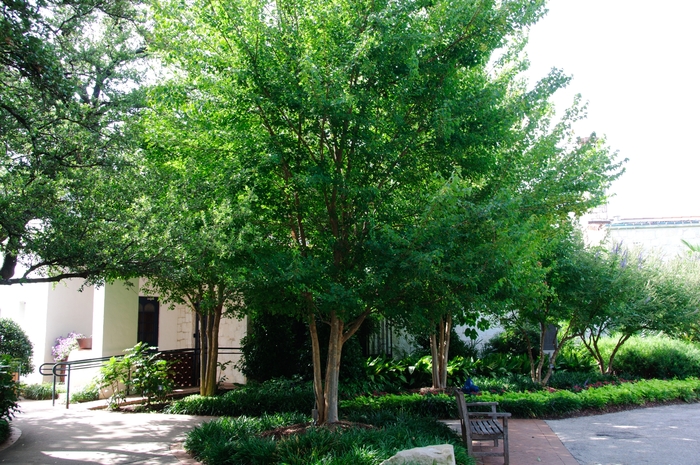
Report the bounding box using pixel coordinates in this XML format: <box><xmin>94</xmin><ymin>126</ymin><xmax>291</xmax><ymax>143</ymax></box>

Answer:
<box><xmin>238</xmin><ymin>312</ymin><xmax>312</xmax><ymax>382</ymax></box>
<box><xmin>167</xmin><ymin>377</ymin><xmax>315</xmax><ymax>416</ymax></box>
<box><xmin>70</xmin><ymin>383</ymin><xmax>100</xmax><ymax>403</ymax></box>
<box><xmin>547</xmin><ymin>371</ymin><xmax>619</xmax><ymax>391</ymax></box>
<box><xmin>604</xmin><ymin>335</ymin><xmax>700</xmax><ymax>379</ymax></box>
<box><xmin>0</xmin><ymin>355</ymin><xmax>19</xmax><ymax>424</ymax></box>
<box><xmin>21</xmin><ymin>383</ymin><xmax>54</xmax><ymax>400</ymax></box>
<box><xmin>0</xmin><ymin>418</ymin><xmax>9</xmax><ymax>444</ymax></box>
<box><xmin>555</xmin><ymin>344</ymin><xmax>596</xmax><ymax>373</ymax></box>
<box><xmin>185</xmin><ymin>412</ymin><xmax>474</xmax><ymax>465</ymax></box>
<box><xmin>98</xmin><ymin>342</ymin><xmax>174</xmax><ymax>409</ymax></box>
<box><xmin>127</xmin><ymin>343</ymin><xmax>174</xmax><ymax>405</ymax></box>
<box><xmin>0</xmin><ymin>318</ymin><xmax>34</xmax><ymax>374</ymax></box>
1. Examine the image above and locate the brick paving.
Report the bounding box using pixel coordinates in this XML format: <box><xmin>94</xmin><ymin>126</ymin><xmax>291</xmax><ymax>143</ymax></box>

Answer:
<box><xmin>443</xmin><ymin>418</ymin><xmax>579</xmax><ymax>465</ymax></box>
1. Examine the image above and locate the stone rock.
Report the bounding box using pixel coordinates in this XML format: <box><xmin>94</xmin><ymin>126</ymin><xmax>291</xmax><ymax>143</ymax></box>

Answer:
<box><xmin>379</xmin><ymin>444</ymin><xmax>456</xmax><ymax>465</ymax></box>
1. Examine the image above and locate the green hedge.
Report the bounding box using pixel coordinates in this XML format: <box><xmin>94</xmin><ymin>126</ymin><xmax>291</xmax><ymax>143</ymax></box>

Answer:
<box><xmin>341</xmin><ymin>378</ymin><xmax>700</xmax><ymax>419</ymax></box>
<box><xmin>166</xmin><ymin>378</ymin><xmax>315</xmax><ymax>416</ymax></box>
<box><xmin>167</xmin><ymin>376</ymin><xmax>700</xmax><ymax>421</ymax></box>
<box><xmin>340</xmin><ymin>393</ymin><xmax>455</xmax><ymax>419</ymax></box>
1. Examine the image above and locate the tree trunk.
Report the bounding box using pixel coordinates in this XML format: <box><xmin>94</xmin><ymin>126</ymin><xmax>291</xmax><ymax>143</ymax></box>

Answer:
<box><xmin>309</xmin><ymin>308</ymin><xmax>370</xmax><ymax>425</ymax></box>
<box><xmin>309</xmin><ymin>313</ymin><xmax>326</xmax><ymax>424</ymax></box>
<box><xmin>604</xmin><ymin>334</ymin><xmax>630</xmax><ymax>375</ymax></box>
<box><xmin>324</xmin><ymin>313</ymin><xmax>343</xmax><ymax>423</ymax></box>
<box><xmin>200</xmin><ymin>304</ymin><xmax>222</xmax><ymax>396</ymax></box>
<box><xmin>430</xmin><ymin>315</ymin><xmax>452</xmax><ymax>389</ymax></box>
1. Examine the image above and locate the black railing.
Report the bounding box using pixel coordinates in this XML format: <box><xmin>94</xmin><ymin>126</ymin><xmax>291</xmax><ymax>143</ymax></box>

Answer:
<box><xmin>39</xmin><ymin>347</ymin><xmax>242</xmax><ymax>409</ymax></box>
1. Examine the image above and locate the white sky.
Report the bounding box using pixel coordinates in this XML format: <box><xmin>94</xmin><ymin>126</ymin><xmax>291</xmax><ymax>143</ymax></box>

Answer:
<box><xmin>524</xmin><ymin>0</ymin><xmax>700</xmax><ymax>219</ymax></box>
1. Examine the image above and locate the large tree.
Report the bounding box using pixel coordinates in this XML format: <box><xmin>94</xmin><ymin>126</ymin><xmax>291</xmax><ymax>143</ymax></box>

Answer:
<box><xmin>151</xmin><ymin>0</ymin><xmax>622</xmax><ymax>422</ymax></box>
<box><xmin>1</xmin><ymin>0</ymin><xmax>155</xmax><ymax>285</ymax></box>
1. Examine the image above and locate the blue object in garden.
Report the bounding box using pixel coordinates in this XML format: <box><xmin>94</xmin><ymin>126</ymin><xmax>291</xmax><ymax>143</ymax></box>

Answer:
<box><xmin>461</xmin><ymin>378</ymin><xmax>480</xmax><ymax>395</ymax></box>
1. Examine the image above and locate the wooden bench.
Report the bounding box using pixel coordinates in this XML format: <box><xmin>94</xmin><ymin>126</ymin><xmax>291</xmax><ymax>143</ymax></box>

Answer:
<box><xmin>455</xmin><ymin>390</ymin><xmax>511</xmax><ymax>465</ymax></box>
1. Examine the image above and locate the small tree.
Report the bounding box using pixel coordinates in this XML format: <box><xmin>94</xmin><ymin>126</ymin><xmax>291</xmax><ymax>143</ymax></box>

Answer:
<box><xmin>573</xmin><ymin>245</ymin><xmax>700</xmax><ymax>374</ymax></box>
<box><xmin>0</xmin><ymin>319</ymin><xmax>34</xmax><ymax>374</ymax></box>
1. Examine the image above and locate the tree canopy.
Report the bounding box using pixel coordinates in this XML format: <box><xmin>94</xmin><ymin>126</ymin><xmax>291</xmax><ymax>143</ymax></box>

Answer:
<box><xmin>149</xmin><ymin>0</ymin><xmax>623</xmax><ymax>422</ymax></box>
<box><xmin>0</xmin><ymin>0</ymin><xmax>156</xmax><ymax>285</ymax></box>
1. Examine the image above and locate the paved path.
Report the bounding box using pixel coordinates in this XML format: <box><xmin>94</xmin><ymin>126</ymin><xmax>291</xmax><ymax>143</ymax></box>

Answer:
<box><xmin>547</xmin><ymin>403</ymin><xmax>700</xmax><ymax>465</ymax></box>
<box><xmin>0</xmin><ymin>399</ymin><xmax>208</xmax><ymax>464</ymax></box>
<box><xmin>8</xmin><ymin>398</ymin><xmax>698</xmax><ymax>465</ymax></box>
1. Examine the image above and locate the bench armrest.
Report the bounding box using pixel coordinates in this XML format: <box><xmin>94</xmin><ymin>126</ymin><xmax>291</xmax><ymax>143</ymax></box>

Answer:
<box><xmin>467</xmin><ymin>412</ymin><xmax>512</xmax><ymax>418</ymax></box>
<box><xmin>465</xmin><ymin>402</ymin><xmax>499</xmax><ymax>407</ymax></box>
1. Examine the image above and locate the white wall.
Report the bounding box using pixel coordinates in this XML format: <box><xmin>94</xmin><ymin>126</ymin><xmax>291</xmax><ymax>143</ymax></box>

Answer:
<box><xmin>94</xmin><ymin>280</ymin><xmax>139</xmax><ymax>357</ymax></box>
<box><xmin>0</xmin><ymin>281</ymin><xmax>49</xmax><ymax>383</ymax></box>
<box><xmin>217</xmin><ymin>315</ymin><xmax>246</xmax><ymax>384</ymax></box>
<box><xmin>45</xmin><ymin>279</ymin><xmax>94</xmax><ymax>362</ymax></box>
<box><xmin>608</xmin><ymin>220</ymin><xmax>700</xmax><ymax>258</ymax></box>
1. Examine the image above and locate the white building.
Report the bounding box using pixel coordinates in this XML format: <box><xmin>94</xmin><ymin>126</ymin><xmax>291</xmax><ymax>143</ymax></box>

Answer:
<box><xmin>584</xmin><ymin>215</ymin><xmax>700</xmax><ymax>258</ymax></box>
<box><xmin>0</xmin><ymin>277</ymin><xmax>246</xmax><ymax>387</ymax></box>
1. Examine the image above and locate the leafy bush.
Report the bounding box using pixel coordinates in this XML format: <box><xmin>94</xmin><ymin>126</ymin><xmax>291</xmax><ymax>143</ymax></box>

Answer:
<box><xmin>472</xmin><ymin>352</ymin><xmax>530</xmax><ymax>377</ymax></box>
<box><xmin>0</xmin><ymin>418</ymin><xmax>9</xmax><ymax>444</ymax></box>
<box><xmin>238</xmin><ymin>312</ymin><xmax>312</xmax><ymax>382</ymax></box>
<box><xmin>128</xmin><ymin>343</ymin><xmax>174</xmax><ymax>405</ymax></box>
<box><xmin>547</xmin><ymin>371</ymin><xmax>620</xmax><ymax>391</ymax></box>
<box><xmin>98</xmin><ymin>342</ymin><xmax>174</xmax><ymax>409</ymax></box>
<box><xmin>555</xmin><ymin>344</ymin><xmax>596</xmax><ymax>373</ymax></box>
<box><xmin>185</xmin><ymin>412</ymin><xmax>474</xmax><ymax>465</ymax></box>
<box><xmin>98</xmin><ymin>354</ymin><xmax>131</xmax><ymax>408</ymax></box>
<box><xmin>20</xmin><ymin>383</ymin><xmax>54</xmax><ymax>400</ymax></box>
<box><xmin>473</xmin><ymin>374</ymin><xmax>540</xmax><ymax>394</ymax></box>
<box><xmin>167</xmin><ymin>377</ymin><xmax>315</xmax><ymax>416</ymax></box>
<box><xmin>0</xmin><ymin>318</ymin><xmax>34</xmax><ymax>374</ymax></box>
<box><xmin>238</xmin><ymin>311</ymin><xmax>368</xmax><ymax>385</ymax></box>
<box><xmin>70</xmin><ymin>383</ymin><xmax>100</xmax><ymax>403</ymax></box>
<box><xmin>0</xmin><ymin>355</ymin><xmax>19</xmax><ymax>423</ymax></box>
<box><xmin>603</xmin><ymin>335</ymin><xmax>700</xmax><ymax>379</ymax></box>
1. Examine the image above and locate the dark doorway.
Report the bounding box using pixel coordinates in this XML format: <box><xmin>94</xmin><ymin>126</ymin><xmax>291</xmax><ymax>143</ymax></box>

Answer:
<box><xmin>138</xmin><ymin>296</ymin><xmax>159</xmax><ymax>348</ymax></box>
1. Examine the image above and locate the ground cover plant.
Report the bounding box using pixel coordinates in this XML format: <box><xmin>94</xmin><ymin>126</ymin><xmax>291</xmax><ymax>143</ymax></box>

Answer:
<box><xmin>167</xmin><ymin>378</ymin><xmax>315</xmax><ymax>417</ymax></box>
<box><xmin>184</xmin><ymin>412</ymin><xmax>473</xmax><ymax>465</ymax></box>
<box><xmin>20</xmin><ymin>383</ymin><xmax>55</xmax><ymax>400</ymax></box>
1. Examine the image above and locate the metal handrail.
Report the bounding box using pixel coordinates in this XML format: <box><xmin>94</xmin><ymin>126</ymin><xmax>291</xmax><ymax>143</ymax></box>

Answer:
<box><xmin>39</xmin><ymin>346</ymin><xmax>242</xmax><ymax>409</ymax></box>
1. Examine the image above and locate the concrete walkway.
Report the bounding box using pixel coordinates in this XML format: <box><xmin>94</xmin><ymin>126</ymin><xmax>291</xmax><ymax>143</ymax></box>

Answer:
<box><xmin>547</xmin><ymin>403</ymin><xmax>700</xmax><ymax>465</ymax></box>
<box><xmin>0</xmin><ymin>399</ymin><xmax>208</xmax><ymax>464</ymax></box>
